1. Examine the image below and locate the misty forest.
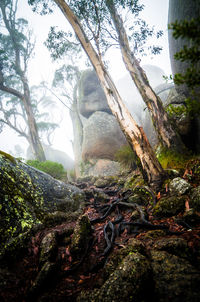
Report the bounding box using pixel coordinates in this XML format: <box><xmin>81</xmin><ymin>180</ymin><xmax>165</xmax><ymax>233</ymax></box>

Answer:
<box><xmin>1</xmin><ymin>0</ymin><xmax>200</xmax><ymax>301</ymax></box>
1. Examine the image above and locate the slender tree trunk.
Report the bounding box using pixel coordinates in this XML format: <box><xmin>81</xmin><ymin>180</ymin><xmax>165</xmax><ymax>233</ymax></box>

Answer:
<box><xmin>0</xmin><ymin>81</ymin><xmax>46</xmax><ymax>161</ymax></box>
<box><xmin>54</xmin><ymin>0</ymin><xmax>166</xmax><ymax>187</ymax></box>
<box><xmin>0</xmin><ymin>2</ymin><xmax>46</xmax><ymax>162</ymax></box>
<box><xmin>105</xmin><ymin>0</ymin><xmax>186</xmax><ymax>153</ymax></box>
<box><xmin>22</xmin><ymin>84</ymin><xmax>46</xmax><ymax>161</ymax></box>
<box><xmin>70</xmin><ymin>84</ymin><xmax>83</xmax><ymax>178</ymax></box>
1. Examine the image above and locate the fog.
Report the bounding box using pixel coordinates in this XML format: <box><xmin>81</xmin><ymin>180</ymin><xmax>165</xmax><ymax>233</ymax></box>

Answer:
<box><xmin>0</xmin><ymin>0</ymin><xmax>171</xmax><ymax>160</ymax></box>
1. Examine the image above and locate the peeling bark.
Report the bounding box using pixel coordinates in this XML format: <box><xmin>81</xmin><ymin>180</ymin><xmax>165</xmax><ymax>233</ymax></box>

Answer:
<box><xmin>105</xmin><ymin>0</ymin><xmax>186</xmax><ymax>153</ymax></box>
<box><xmin>53</xmin><ymin>0</ymin><xmax>166</xmax><ymax>187</ymax></box>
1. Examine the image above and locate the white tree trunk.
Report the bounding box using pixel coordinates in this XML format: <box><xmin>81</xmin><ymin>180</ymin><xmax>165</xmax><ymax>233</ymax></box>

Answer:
<box><xmin>106</xmin><ymin>0</ymin><xmax>185</xmax><ymax>153</ymax></box>
<box><xmin>54</xmin><ymin>0</ymin><xmax>166</xmax><ymax>187</ymax></box>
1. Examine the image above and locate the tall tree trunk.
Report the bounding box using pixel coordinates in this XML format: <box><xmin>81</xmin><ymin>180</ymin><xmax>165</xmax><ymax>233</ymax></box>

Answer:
<box><xmin>21</xmin><ymin>74</ymin><xmax>46</xmax><ymax>161</ymax></box>
<box><xmin>0</xmin><ymin>2</ymin><xmax>46</xmax><ymax>162</ymax></box>
<box><xmin>105</xmin><ymin>0</ymin><xmax>186</xmax><ymax>153</ymax></box>
<box><xmin>54</xmin><ymin>0</ymin><xmax>166</xmax><ymax>187</ymax></box>
<box><xmin>0</xmin><ymin>81</ymin><xmax>46</xmax><ymax>161</ymax></box>
<box><xmin>70</xmin><ymin>84</ymin><xmax>83</xmax><ymax>178</ymax></box>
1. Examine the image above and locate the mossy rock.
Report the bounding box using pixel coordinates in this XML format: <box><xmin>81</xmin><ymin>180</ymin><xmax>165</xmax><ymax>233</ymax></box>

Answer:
<box><xmin>94</xmin><ymin>176</ymin><xmax>118</xmax><ymax>188</ymax></box>
<box><xmin>104</xmin><ymin>238</ymin><xmax>147</xmax><ymax>278</ymax></box>
<box><xmin>124</xmin><ymin>172</ymin><xmax>144</xmax><ymax>190</ymax></box>
<box><xmin>182</xmin><ymin>208</ymin><xmax>200</xmax><ymax>226</ymax></box>
<box><xmin>0</xmin><ymin>151</ymin><xmax>85</xmax><ymax>258</ymax></box>
<box><xmin>142</xmin><ymin>230</ymin><xmax>167</xmax><ymax>240</ymax></box>
<box><xmin>39</xmin><ymin>232</ymin><xmax>57</xmax><ymax>266</ymax></box>
<box><xmin>184</xmin><ymin>159</ymin><xmax>200</xmax><ymax>183</ymax></box>
<box><xmin>128</xmin><ymin>186</ymin><xmax>155</xmax><ymax>206</ymax></box>
<box><xmin>152</xmin><ymin>195</ymin><xmax>187</xmax><ymax>218</ymax></box>
<box><xmin>169</xmin><ymin>177</ymin><xmax>192</xmax><ymax>195</ymax></box>
<box><xmin>70</xmin><ymin>214</ymin><xmax>93</xmax><ymax>256</ymax></box>
<box><xmin>27</xmin><ymin>261</ymin><xmax>58</xmax><ymax>298</ymax></box>
<box><xmin>78</xmin><ymin>252</ymin><xmax>151</xmax><ymax>302</ymax></box>
<box><xmin>153</xmin><ymin>238</ymin><xmax>191</xmax><ymax>260</ymax></box>
<box><xmin>190</xmin><ymin>186</ymin><xmax>200</xmax><ymax>211</ymax></box>
<box><xmin>151</xmin><ymin>250</ymin><xmax>200</xmax><ymax>302</ymax></box>
<box><xmin>156</xmin><ymin>147</ymin><xmax>189</xmax><ymax>170</ymax></box>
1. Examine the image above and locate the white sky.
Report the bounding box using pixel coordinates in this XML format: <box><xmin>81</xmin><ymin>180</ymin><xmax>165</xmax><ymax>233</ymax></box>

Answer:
<box><xmin>0</xmin><ymin>0</ymin><xmax>171</xmax><ymax>159</ymax></box>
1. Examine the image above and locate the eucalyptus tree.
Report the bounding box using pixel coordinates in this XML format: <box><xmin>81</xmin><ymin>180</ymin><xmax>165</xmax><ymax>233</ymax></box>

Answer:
<box><xmin>29</xmin><ymin>0</ymin><xmax>166</xmax><ymax>187</ymax></box>
<box><xmin>64</xmin><ymin>0</ymin><xmax>185</xmax><ymax>153</ymax></box>
<box><xmin>45</xmin><ymin>28</ymin><xmax>86</xmax><ymax>174</ymax></box>
<box><xmin>0</xmin><ymin>0</ymin><xmax>45</xmax><ymax>161</ymax></box>
<box><xmin>0</xmin><ymin>82</ymin><xmax>59</xmax><ymax>149</ymax></box>
<box><xmin>105</xmin><ymin>0</ymin><xmax>186</xmax><ymax>152</ymax></box>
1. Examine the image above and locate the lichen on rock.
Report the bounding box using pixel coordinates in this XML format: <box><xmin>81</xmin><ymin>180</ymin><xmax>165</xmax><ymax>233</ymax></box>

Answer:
<box><xmin>169</xmin><ymin>177</ymin><xmax>192</xmax><ymax>195</ymax></box>
<box><xmin>78</xmin><ymin>251</ymin><xmax>151</xmax><ymax>302</ymax></box>
<box><xmin>151</xmin><ymin>249</ymin><xmax>200</xmax><ymax>302</ymax></box>
<box><xmin>0</xmin><ymin>151</ymin><xmax>85</xmax><ymax>257</ymax></box>
<box><xmin>190</xmin><ymin>186</ymin><xmax>200</xmax><ymax>211</ymax></box>
<box><xmin>152</xmin><ymin>195</ymin><xmax>187</xmax><ymax>218</ymax></box>
<box><xmin>70</xmin><ymin>214</ymin><xmax>93</xmax><ymax>256</ymax></box>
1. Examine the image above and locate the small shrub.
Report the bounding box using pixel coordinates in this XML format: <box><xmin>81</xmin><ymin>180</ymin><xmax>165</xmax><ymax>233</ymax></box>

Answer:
<box><xmin>69</xmin><ymin>169</ymin><xmax>76</xmax><ymax>181</ymax></box>
<box><xmin>115</xmin><ymin>145</ymin><xmax>137</xmax><ymax>170</ymax></box>
<box><xmin>26</xmin><ymin>159</ymin><xmax>67</xmax><ymax>180</ymax></box>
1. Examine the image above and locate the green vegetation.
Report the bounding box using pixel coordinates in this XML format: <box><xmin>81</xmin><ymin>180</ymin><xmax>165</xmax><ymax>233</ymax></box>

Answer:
<box><xmin>166</xmin><ymin>104</ymin><xmax>186</xmax><ymax>118</ymax></box>
<box><xmin>68</xmin><ymin>169</ymin><xmax>76</xmax><ymax>181</ymax></box>
<box><xmin>115</xmin><ymin>145</ymin><xmax>137</xmax><ymax>170</ymax></box>
<box><xmin>156</xmin><ymin>147</ymin><xmax>189</xmax><ymax>170</ymax></box>
<box><xmin>166</xmin><ymin>99</ymin><xmax>200</xmax><ymax>119</ymax></box>
<box><xmin>169</xmin><ymin>17</ymin><xmax>200</xmax><ymax>89</ymax></box>
<box><xmin>168</xmin><ymin>16</ymin><xmax>200</xmax><ymax>121</ymax></box>
<box><xmin>26</xmin><ymin>159</ymin><xmax>67</xmax><ymax>180</ymax></box>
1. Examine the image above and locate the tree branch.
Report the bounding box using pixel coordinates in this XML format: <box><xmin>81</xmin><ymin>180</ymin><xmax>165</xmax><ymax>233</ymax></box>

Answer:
<box><xmin>0</xmin><ymin>83</ymin><xmax>24</xmax><ymax>100</ymax></box>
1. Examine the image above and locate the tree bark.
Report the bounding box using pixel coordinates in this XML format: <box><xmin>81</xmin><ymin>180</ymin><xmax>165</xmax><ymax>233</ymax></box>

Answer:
<box><xmin>70</xmin><ymin>84</ymin><xmax>83</xmax><ymax>178</ymax></box>
<box><xmin>0</xmin><ymin>81</ymin><xmax>45</xmax><ymax>161</ymax></box>
<box><xmin>0</xmin><ymin>2</ymin><xmax>46</xmax><ymax>162</ymax></box>
<box><xmin>105</xmin><ymin>0</ymin><xmax>186</xmax><ymax>153</ymax></box>
<box><xmin>54</xmin><ymin>0</ymin><xmax>166</xmax><ymax>187</ymax></box>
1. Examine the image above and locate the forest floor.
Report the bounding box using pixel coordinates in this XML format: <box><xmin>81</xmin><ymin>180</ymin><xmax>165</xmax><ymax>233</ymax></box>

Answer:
<box><xmin>1</xmin><ymin>165</ymin><xmax>200</xmax><ymax>302</ymax></box>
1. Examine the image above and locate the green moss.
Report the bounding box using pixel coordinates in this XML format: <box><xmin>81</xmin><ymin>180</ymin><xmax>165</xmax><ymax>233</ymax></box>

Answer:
<box><xmin>104</xmin><ymin>239</ymin><xmax>146</xmax><ymax>278</ymax></box>
<box><xmin>142</xmin><ymin>230</ymin><xmax>167</xmax><ymax>239</ymax></box>
<box><xmin>0</xmin><ymin>150</ymin><xmax>16</xmax><ymax>163</ymax></box>
<box><xmin>153</xmin><ymin>195</ymin><xmax>187</xmax><ymax>218</ymax></box>
<box><xmin>78</xmin><ymin>251</ymin><xmax>151</xmax><ymax>302</ymax></box>
<box><xmin>70</xmin><ymin>214</ymin><xmax>92</xmax><ymax>256</ymax></box>
<box><xmin>124</xmin><ymin>172</ymin><xmax>144</xmax><ymax>190</ymax></box>
<box><xmin>156</xmin><ymin>147</ymin><xmax>189</xmax><ymax>170</ymax></box>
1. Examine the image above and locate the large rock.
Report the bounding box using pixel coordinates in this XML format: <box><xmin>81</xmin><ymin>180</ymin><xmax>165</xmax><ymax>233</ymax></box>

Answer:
<box><xmin>151</xmin><ymin>249</ymin><xmax>200</xmax><ymax>302</ymax></box>
<box><xmin>78</xmin><ymin>252</ymin><xmax>151</xmax><ymax>302</ymax></box>
<box><xmin>82</xmin><ymin>111</ymin><xmax>127</xmax><ymax>161</ymax></box>
<box><xmin>78</xmin><ymin>69</ymin><xmax>111</xmax><ymax>118</ymax></box>
<box><xmin>72</xmin><ymin>70</ymin><xmax>129</xmax><ymax>177</ymax></box>
<box><xmin>0</xmin><ymin>150</ymin><xmax>84</xmax><ymax>257</ymax></box>
<box><xmin>80</xmin><ymin>159</ymin><xmax>121</xmax><ymax>177</ymax></box>
<box><xmin>73</xmin><ymin>65</ymin><xmax>174</xmax><ymax>177</ymax></box>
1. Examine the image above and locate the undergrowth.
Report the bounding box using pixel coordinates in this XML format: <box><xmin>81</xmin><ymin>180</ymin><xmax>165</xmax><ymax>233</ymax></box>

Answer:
<box><xmin>115</xmin><ymin>145</ymin><xmax>137</xmax><ymax>170</ymax></box>
<box><xmin>156</xmin><ymin>147</ymin><xmax>190</xmax><ymax>170</ymax></box>
<box><xmin>26</xmin><ymin>159</ymin><xmax>67</xmax><ymax>180</ymax></box>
